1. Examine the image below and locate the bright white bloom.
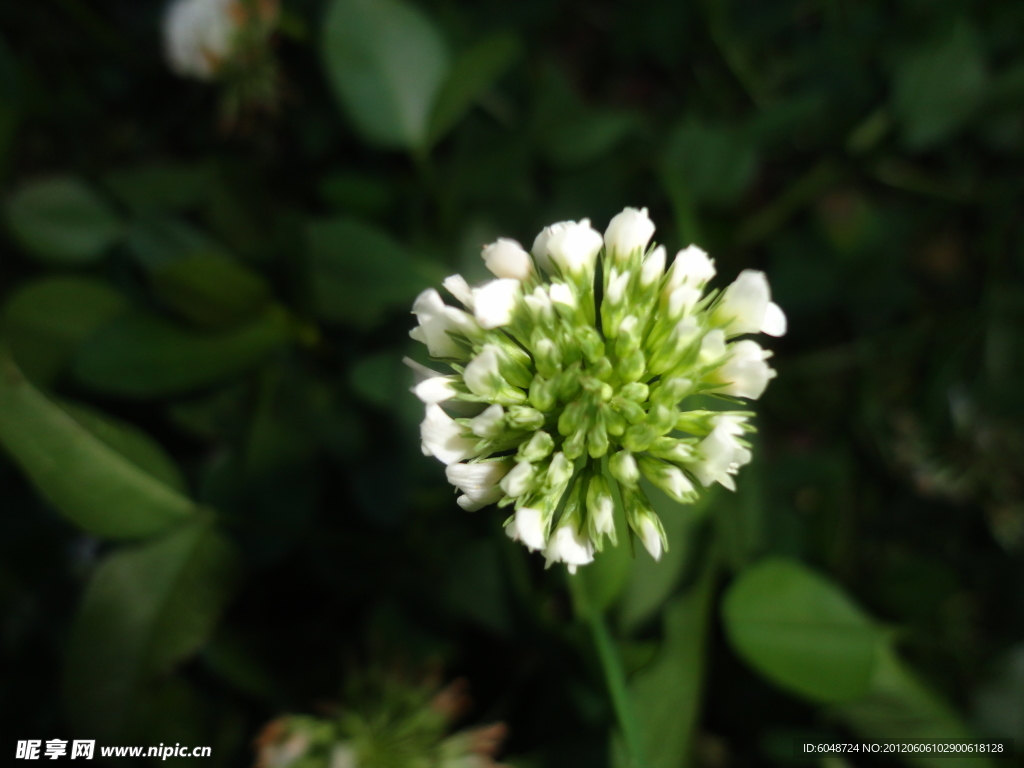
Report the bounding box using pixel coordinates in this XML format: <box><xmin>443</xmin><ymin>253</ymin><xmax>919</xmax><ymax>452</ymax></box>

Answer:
<box><xmin>639</xmin><ymin>515</ymin><xmax>663</xmax><ymax>561</ymax></box>
<box><xmin>420</xmin><ymin>404</ymin><xmax>479</xmax><ymax>465</ymax></box>
<box><xmin>665</xmin><ymin>245</ymin><xmax>716</xmax><ymax>291</ymax></box>
<box><xmin>710</xmin><ymin>339</ymin><xmax>777</xmax><ymax>400</ymax></box>
<box><xmin>163</xmin><ymin>0</ymin><xmax>237</xmax><ymax>79</ymax></box>
<box><xmin>410</xmin><ymin>207</ymin><xmax>784</xmax><ymax>571</ymax></box>
<box><xmin>482</xmin><ymin>238</ymin><xmax>533</xmax><ymax>281</ymax></box>
<box><xmin>443</xmin><ymin>274</ymin><xmax>475</xmax><ymax>309</ymax></box>
<box><xmin>689</xmin><ymin>422</ymin><xmax>753</xmax><ymax>491</ymax></box>
<box><xmin>714</xmin><ymin>269</ymin><xmax>787</xmax><ymax>337</ymax></box>
<box><xmin>544</xmin><ymin>523</ymin><xmax>595</xmax><ymax>573</ymax></box>
<box><xmin>447</xmin><ymin>461</ymin><xmax>511</xmax><ymax>511</ymax></box>
<box><xmin>413</xmin><ymin>376</ymin><xmax>459</xmax><ymax>404</ymax></box>
<box><xmin>506</xmin><ymin>507</ymin><xmax>546</xmax><ymax>551</ymax></box>
<box><xmin>604</xmin><ymin>207</ymin><xmax>655</xmax><ymax>261</ymax></box>
<box><xmin>472</xmin><ymin>279</ymin><xmax>520</xmax><ymax>329</ymax></box>
<box><xmin>535</xmin><ymin>220</ymin><xmax>603</xmax><ymax>276</ymax></box>
<box><xmin>410</xmin><ymin>289</ymin><xmax>470</xmax><ymax>359</ymax></box>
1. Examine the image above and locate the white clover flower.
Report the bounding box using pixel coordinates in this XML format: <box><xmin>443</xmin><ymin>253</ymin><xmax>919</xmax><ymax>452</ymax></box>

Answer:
<box><xmin>482</xmin><ymin>238</ymin><xmax>533</xmax><ymax>281</ymax></box>
<box><xmin>163</xmin><ymin>0</ymin><xmax>278</xmax><ymax>81</ymax></box>
<box><xmin>410</xmin><ymin>207</ymin><xmax>785</xmax><ymax>571</ymax></box>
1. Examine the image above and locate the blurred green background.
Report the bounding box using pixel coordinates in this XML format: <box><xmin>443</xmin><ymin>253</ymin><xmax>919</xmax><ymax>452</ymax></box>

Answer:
<box><xmin>1</xmin><ymin>0</ymin><xmax>1024</xmax><ymax>766</ymax></box>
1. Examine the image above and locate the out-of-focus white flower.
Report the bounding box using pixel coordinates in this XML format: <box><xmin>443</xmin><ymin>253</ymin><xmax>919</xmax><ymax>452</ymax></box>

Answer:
<box><xmin>506</xmin><ymin>507</ymin><xmax>546</xmax><ymax>551</ymax></box>
<box><xmin>544</xmin><ymin>522</ymin><xmax>595</xmax><ymax>573</ymax></box>
<box><xmin>420</xmin><ymin>404</ymin><xmax>479</xmax><ymax>465</ymax></box>
<box><xmin>443</xmin><ymin>275</ymin><xmax>475</xmax><ymax>309</ymax></box>
<box><xmin>638</xmin><ymin>514</ymin><xmax>664</xmax><ymax>561</ymax></box>
<box><xmin>410</xmin><ymin>289</ymin><xmax>471</xmax><ymax>359</ymax></box>
<box><xmin>164</xmin><ymin>0</ymin><xmax>237</xmax><ymax>80</ymax></box>
<box><xmin>665</xmin><ymin>245</ymin><xmax>716</xmax><ymax>291</ymax></box>
<box><xmin>472</xmin><ymin>279</ymin><xmax>520</xmax><ymax>329</ymax></box>
<box><xmin>714</xmin><ymin>269</ymin><xmax>787</xmax><ymax>337</ymax></box>
<box><xmin>482</xmin><ymin>238</ymin><xmax>533</xmax><ymax>281</ymax></box>
<box><xmin>447</xmin><ymin>460</ymin><xmax>512</xmax><ymax>511</ymax></box>
<box><xmin>640</xmin><ymin>245</ymin><xmax>667</xmax><ymax>288</ymax></box>
<box><xmin>604</xmin><ymin>207</ymin><xmax>655</xmax><ymax>261</ymax></box>
<box><xmin>689</xmin><ymin>421</ymin><xmax>753</xmax><ymax>491</ymax></box>
<box><xmin>534</xmin><ymin>220</ymin><xmax>603</xmax><ymax>277</ymax></box>
<box><xmin>548</xmin><ymin>282</ymin><xmax>576</xmax><ymax>309</ymax></box>
<box><xmin>413</xmin><ymin>376</ymin><xmax>459</xmax><ymax>404</ymax></box>
<box><xmin>709</xmin><ymin>339</ymin><xmax>777</xmax><ymax>400</ymax></box>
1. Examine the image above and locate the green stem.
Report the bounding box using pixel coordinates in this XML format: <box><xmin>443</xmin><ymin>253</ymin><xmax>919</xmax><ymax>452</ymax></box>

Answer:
<box><xmin>572</xmin><ymin>578</ymin><xmax>647</xmax><ymax>768</ymax></box>
<box><xmin>589</xmin><ymin>610</ymin><xmax>647</xmax><ymax>768</ymax></box>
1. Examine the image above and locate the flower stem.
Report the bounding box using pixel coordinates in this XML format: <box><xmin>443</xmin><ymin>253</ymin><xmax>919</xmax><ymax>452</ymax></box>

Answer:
<box><xmin>573</xmin><ymin>579</ymin><xmax>647</xmax><ymax>768</ymax></box>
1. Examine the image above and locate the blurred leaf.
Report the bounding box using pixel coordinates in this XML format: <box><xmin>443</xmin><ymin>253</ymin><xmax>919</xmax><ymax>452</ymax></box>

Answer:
<box><xmin>618</xmin><ymin>483</ymin><xmax>715</xmax><ymax>634</ymax></box>
<box><xmin>103</xmin><ymin>163</ymin><xmax>213</xmax><ymax>213</ymax></box>
<box><xmin>150</xmin><ymin>253</ymin><xmax>273</xmax><ymax>329</ymax></box>
<box><xmin>613</xmin><ymin>553</ymin><xmax>717</xmax><ymax>768</ymax></box>
<box><xmin>320</xmin><ymin>171</ymin><xmax>395</xmax><ymax>216</ymax></box>
<box><xmin>833</xmin><ymin>644</ymin><xmax>991</xmax><ymax>768</ymax></box>
<box><xmin>73</xmin><ymin>309</ymin><xmax>291</xmax><ymax>398</ymax></box>
<box><xmin>427</xmin><ymin>32</ymin><xmax>521</xmax><ymax>147</ymax></box>
<box><xmin>543</xmin><ymin>111</ymin><xmax>640</xmax><ymax>168</ymax></box>
<box><xmin>57</xmin><ymin>401</ymin><xmax>187</xmax><ymax>494</ymax></box>
<box><xmin>662</xmin><ymin>119</ymin><xmax>758</xmax><ymax>206</ymax></box>
<box><xmin>126</xmin><ymin>215</ymin><xmax>229</xmax><ymax>270</ymax></box>
<box><xmin>5</xmin><ymin>177</ymin><xmax>124</xmax><ymax>264</ymax></box>
<box><xmin>65</xmin><ymin>517</ymin><xmax>238</xmax><ymax>741</ymax></box>
<box><xmin>892</xmin><ymin>23</ymin><xmax>988</xmax><ymax>151</ymax></box>
<box><xmin>722</xmin><ymin>558</ymin><xmax>883</xmax><ymax>703</ymax></box>
<box><xmin>0</xmin><ymin>348</ymin><xmax>195</xmax><ymax>539</ymax></box>
<box><xmin>307</xmin><ymin>217</ymin><xmax>441</xmax><ymax>328</ymax></box>
<box><xmin>321</xmin><ymin>0</ymin><xmax>450</xmax><ymax>149</ymax></box>
<box><xmin>2</xmin><ymin>275</ymin><xmax>128</xmax><ymax>384</ymax></box>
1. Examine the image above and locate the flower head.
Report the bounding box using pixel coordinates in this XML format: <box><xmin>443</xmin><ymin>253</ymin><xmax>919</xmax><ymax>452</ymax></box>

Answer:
<box><xmin>163</xmin><ymin>0</ymin><xmax>278</xmax><ymax>80</ymax></box>
<box><xmin>410</xmin><ymin>208</ymin><xmax>785</xmax><ymax>571</ymax></box>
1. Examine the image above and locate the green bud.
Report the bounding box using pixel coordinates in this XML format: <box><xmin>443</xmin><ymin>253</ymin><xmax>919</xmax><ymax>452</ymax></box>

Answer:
<box><xmin>578</xmin><ymin>325</ymin><xmax>605</xmax><ymax>364</ymax></box>
<box><xmin>587</xmin><ymin>420</ymin><xmax>609</xmax><ymax>458</ymax></box>
<box><xmin>518</xmin><ymin>430</ymin><xmax>555</xmax><ymax>462</ymax></box>
<box><xmin>637</xmin><ymin>454</ymin><xmax>696</xmax><ymax>503</ymax></box>
<box><xmin>545</xmin><ymin>451</ymin><xmax>575</xmax><ymax>490</ymax></box>
<box><xmin>529</xmin><ymin>374</ymin><xmax>558</xmax><ymax>412</ymax></box>
<box><xmin>612</xmin><ymin>397</ymin><xmax>646</xmax><ymax>425</ymax></box>
<box><xmin>647</xmin><ymin>403</ymin><xmax>677</xmax><ymax>435</ymax></box>
<box><xmin>558</xmin><ymin>401</ymin><xmax>586</xmax><ymax>437</ymax></box>
<box><xmin>507</xmin><ymin>405</ymin><xmax>545</xmax><ymax>431</ymax></box>
<box><xmin>623</xmin><ymin>422</ymin><xmax>657</xmax><ymax>452</ymax></box>
<box><xmin>619</xmin><ymin>382</ymin><xmax>649</xmax><ymax>402</ymax></box>
<box><xmin>617</xmin><ymin>349</ymin><xmax>646</xmax><ymax>383</ymax></box>
<box><xmin>588</xmin><ymin>357</ymin><xmax>614</xmax><ymax>382</ymax></box>
<box><xmin>651</xmin><ymin>377</ymin><xmax>691</xmax><ymax>408</ymax></box>
<box><xmin>647</xmin><ymin>435</ymin><xmax>695</xmax><ymax>463</ymax></box>
<box><xmin>557</xmin><ymin>363</ymin><xmax>582</xmax><ymax>401</ymax></box>
<box><xmin>532</xmin><ymin>333</ymin><xmax>562</xmax><ymax>378</ymax></box>
<box><xmin>613</xmin><ymin>316</ymin><xmax>640</xmax><ymax>361</ymax></box>
<box><xmin>609</xmin><ymin>449</ymin><xmax>639</xmax><ymax>488</ymax></box>
<box><xmin>621</xmin><ymin>486</ymin><xmax>667</xmax><ymax>560</ymax></box>
<box><xmin>602</xmin><ymin>405</ymin><xmax>627</xmax><ymax>437</ymax></box>
<box><xmin>562</xmin><ymin>426</ymin><xmax>587</xmax><ymax>460</ymax></box>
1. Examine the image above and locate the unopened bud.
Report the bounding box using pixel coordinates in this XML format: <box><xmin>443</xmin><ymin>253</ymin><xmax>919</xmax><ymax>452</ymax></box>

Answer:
<box><xmin>637</xmin><ymin>455</ymin><xmax>695</xmax><ymax>503</ymax></box>
<box><xmin>500</xmin><ymin>461</ymin><xmax>537</xmax><ymax>497</ymax></box>
<box><xmin>623</xmin><ymin>422</ymin><xmax>657</xmax><ymax>452</ymax></box>
<box><xmin>609</xmin><ymin>450</ymin><xmax>640</xmax><ymax>488</ymax></box>
<box><xmin>532</xmin><ymin>335</ymin><xmax>562</xmax><ymax>378</ymax></box>
<box><xmin>529</xmin><ymin>374</ymin><xmax>558</xmax><ymax>412</ymax></box>
<box><xmin>471</xmin><ymin>404</ymin><xmax>505</xmax><ymax>438</ymax></box>
<box><xmin>586</xmin><ymin>474</ymin><xmax>617</xmax><ymax>545</ymax></box>
<box><xmin>558</xmin><ymin>401</ymin><xmax>586</xmax><ymax>437</ymax></box>
<box><xmin>587</xmin><ymin>421</ymin><xmax>609</xmax><ymax>458</ymax></box>
<box><xmin>507</xmin><ymin>405</ymin><xmax>545</xmax><ymax>431</ymax></box>
<box><xmin>518</xmin><ymin>430</ymin><xmax>555</xmax><ymax>462</ymax></box>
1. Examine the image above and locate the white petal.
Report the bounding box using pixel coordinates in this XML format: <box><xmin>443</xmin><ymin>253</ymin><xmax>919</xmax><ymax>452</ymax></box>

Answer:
<box><xmin>463</xmin><ymin>346</ymin><xmax>502</xmax><ymax>397</ymax></box>
<box><xmin>413</xmin><ymin>376</ymin><xmax>459</xmax><ymax>404</ymax></box>
<box><xmin>442</xmin><ymin>274</ymin><xmax>475</xmax><ymax>309</ymax></box>
<box><xmin>545</xmin><ymin>219</ymin><xmax>603</xmax><ymax>275</ymax></box>
<box><xmin>402</xmin><ymin>357</ymin><xmax>446</xmax><ymax>385</ymax></box>
<box><xmin>410</xmin><ymin>289</ymin><xmax>465</xmax><ymax>359</ymax></box>
<box><xmin>446</xmin><ymin>461</ymin><xmax>512</xmax><ymax>502</ymax></box>
<box><xmin>762</xmin><ymin>301</ymin><xmax>787</xmax><ymax>337</ymax></box>
<box><xmin>639</xmin><ymin>517</ymin><xmax>663</xmax><ymax>561</ymax></box>
<box><xmin>665</xmin><ymin>245</ymin><xmax>715</xmax><ymax>291</ymax></box>
<box><xmin>544</xmin><ymin>524</ymin><xmax>595</xmax><ymax>567</ymax></box>
<box><xmin>482</xmin><ymin>238</ymin><xmax>533</xmax><ymax>281</ymax></box>
<box><xmin>548</xmin><ymin>282</ymin><xmax>576</xmax><ymax>308</ymax></box>
<box><xmin>470</xmin><ymin>404</ymin><xmax>505</xmax><ymax>438</ymax></box>
<box><xmin>604</xmin><ymin>207</ymin><xmax>655</xmax><ymax>260</ymax></box>
<box><xmin>509</xmin><ymin>507</ymin><xmax>546</xmax><ymax>551</ymax></box>
<box><xmin>164</xmin><ymin>0</ymin><xmax>236</xmax><ymax>79</ymax></box>
<box><xmin>500</xmin><ymin>461</ymin><xmax>535</xmax><ymax>497</ymax></box>
<box><xmin>472</xmin><ymin>279</ymin><xmax>520</xmax><ymax>329</ymax></box>
<box><xmin>420</xmin><ymin>404</ymin><xmax>479</xmax><ymax>465</ymax></box>
<box><xmin>640</xmin><ymin>245</ymin><xmax>667</xmax><ymax>287</ymax></box>
<box><xmin>715</xmin><ymin>270</ymin><xmax>771</xmax><ymax>336</ymax></box>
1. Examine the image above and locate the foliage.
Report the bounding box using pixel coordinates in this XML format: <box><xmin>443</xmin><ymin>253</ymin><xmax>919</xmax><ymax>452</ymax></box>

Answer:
<box><xmin>1</xmin><ymin>0</ymin><xmax>1024</xmax><ymax>766</ymax></box>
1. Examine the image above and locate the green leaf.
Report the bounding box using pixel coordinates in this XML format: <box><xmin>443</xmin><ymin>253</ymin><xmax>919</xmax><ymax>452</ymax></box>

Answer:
<box><xmin>2</xmin><ymin>276</ymin><xmax>128</xmax><ymax>384</ymax></box>
<box><xmin>426</xmin><ymin>32</ymin><xmax>520</xmax><ymax>147</ymax></box>
<box><xmin>73</xmin><ymin>309</ymin><xmax>292</xmax><ymax>398</ymax></box>
<box><xmin>833</xmin><ymin>644</ymin><xmax>992</xmax><ymax>768</ymax></box>
<box><xmin>321</xmin><ymin>0</ymin><xmax>450</xmax><ymax>149</ymax></box>
<box><xmin>542</xmin><ymin>111</ymin><xmax>640</xmax><ymax>167</ymax></box>
<box><xmin>57</xmin><ymin>401</ymin><xmax>188</xmax><ymax>494</ymax></box>
<box><xmin>892</xmin><ymin>23</ymin><xmax>988</xmax><ymax>151</ymax></box>
<box><xmin>5</xmin><ymin>177</ymin><xmax>124</xmax><ymax>263</ymax></box>
<box><xmin>662</xmin><ymin>119</ymin><xmax>758</xmax><ymax>206</ymax></box>
<box><xmin>149</xmin><ymin>253</ymin><xmax>273</xmax><ymax>329</ymax></box>
<box><xmin>126</xmin><ymin>214</ymin><xmax>230</xmax><ymax>270</ymax></box>
<box><xmin>65</xmin><ymin>517</ymin><xmax>238</xmax><ymax>741</ymax></box>
<box><xmin>613</xmin><ymin>553</ymin><xmax>717</xmax><ymax>768</ymax></box>
<box><xmin>307</xmin><ymin>217</ymin><xmax>441</xmax><ymax>328</ymax></box>
<box><xmin>0</xmin><ymin>348</ymin><xmax>195</xmax><ymax>538</ymax></box>
<box><xmin>722</xmin><ymin>558</ymin><xmax>883</xmax><ymax>703</ymax></box>
<box><xmin>103</xmin><ymin>162</ymin><xmax>213</xmax><ymax>213</ymax></box>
